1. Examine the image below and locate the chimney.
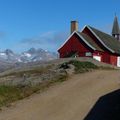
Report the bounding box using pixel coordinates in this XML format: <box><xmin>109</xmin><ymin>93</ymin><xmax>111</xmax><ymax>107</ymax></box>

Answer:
<box><xmin>71</xmin><ymin>21</ymin><xmax>78</xmax><ymax>34</ymax></box>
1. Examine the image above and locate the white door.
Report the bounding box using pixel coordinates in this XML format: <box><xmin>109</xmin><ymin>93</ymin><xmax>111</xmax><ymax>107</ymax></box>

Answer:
<box><xmin>93</xmin><ymin>56</ymin><xmax>101</xmax><ymax>62</ymax></box>
<box><xmin>117</xmin><ymin>57</ymin><xmax>120</xmax><ymax>67</ymax></box>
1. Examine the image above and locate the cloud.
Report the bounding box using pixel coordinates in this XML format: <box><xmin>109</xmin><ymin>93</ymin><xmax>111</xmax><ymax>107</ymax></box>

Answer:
<box><xmin>21</xmin><ymin>31</ymin><xmax>69</xmax><ymax>51</ymax></box>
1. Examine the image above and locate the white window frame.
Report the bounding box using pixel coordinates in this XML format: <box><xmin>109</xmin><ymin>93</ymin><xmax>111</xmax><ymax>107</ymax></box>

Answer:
<box><xmin>85</xmin><ymin>52</ymin><xmax>92</xmax><ymax>57</ymax></box>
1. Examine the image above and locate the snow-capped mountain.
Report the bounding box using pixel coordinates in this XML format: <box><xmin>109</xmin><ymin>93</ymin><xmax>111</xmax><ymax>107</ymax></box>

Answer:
<box><xmin>0</xmin><ymin>49</ymin><xmax>21</xmax><ymax>62</ymax></box>
<box><xmin>0</xmin><ymin>48</ymin><xmax>58</xmax><ymax>63</ymax></box>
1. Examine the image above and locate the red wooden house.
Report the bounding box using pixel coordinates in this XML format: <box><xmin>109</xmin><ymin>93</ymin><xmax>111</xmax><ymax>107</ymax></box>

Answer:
<box><xmin>58</xmin><ymin>16</ymin><xmax>120</xmax><ymax>67</ymax></box>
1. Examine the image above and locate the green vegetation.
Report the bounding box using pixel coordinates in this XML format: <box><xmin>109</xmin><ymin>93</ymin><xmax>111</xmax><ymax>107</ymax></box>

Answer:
<box><xmin>70</xmin><ymin>60</ymin><xmax>98</xmax><ymax>73</ymax></box>
<box><xmin>66</xmin><ymin>60</ymin><xmax>98</xmax><ymax>73</ymax></box>
<box><xmin>0</xmin><ymin>74</ymin><xmax>67</xmax><ymax>108</ymax></box>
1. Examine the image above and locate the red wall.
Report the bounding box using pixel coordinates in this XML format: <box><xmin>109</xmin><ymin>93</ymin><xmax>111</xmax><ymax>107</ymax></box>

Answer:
<box><xmin>110</xmin><ymin>55</ymin><xmax>117</xmax><ymax>66</ymax></box>
<box><xmin>58</xmin><ymin>33</ymin><xmax>93</xmax><ymax>58</ymax></box>
<box><xmin>93</xmin><ymin>51</ymin><xmax>117</xmax><ymax>65</ymax></box>
<box><xmin>101</xmin><ymin>52</ymin><xmax>117</xmax><ymax>65</ymax></box>
<box><xmin>102</xmin><ymin>52</ymin><xmax>110</xmax><ymax>63</ymax></box>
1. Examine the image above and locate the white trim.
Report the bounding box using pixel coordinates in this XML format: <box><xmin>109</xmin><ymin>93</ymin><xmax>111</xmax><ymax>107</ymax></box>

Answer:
<box><xmin>80</xmin><ymin>25</ymin><xmax>88</xmax><ymax>32</ymax></box>
<box><xmin>75</xmin><ymin>32</ymin><xmax>96</xmax><ymax>50</ymax></box>
<box><xmin>85</xmin><ymin>52</ymin><xmax>92</xmax><ymax>57</ymax></box>
<box><xmin>57</xmin><ymin>31</ymin><xmax>96</xmax><ymax>51</ymax></box>
<box><xmin>57</xmin><ymin>31</ymin><xmax>76</xmax><ymax>51</ymax></box>
<box><xmin>117</xmin><ymin>56</ymin><xmax>120</xmax><ymax>67</ymax></box>
<box><xmin>81</xmin><ymin>25</ymin><xmax>115</xmax><ymax>53</ymax></box>
<box><xmin>93</xmin><ymin>55</ymin><xmax>101</xmax><ymax>62</ymax></box>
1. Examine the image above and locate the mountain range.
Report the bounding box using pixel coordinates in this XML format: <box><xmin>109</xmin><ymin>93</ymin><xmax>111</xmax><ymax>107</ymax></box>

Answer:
<box><xmin>0</xmin><ymin>48</ymin><xmax>58</xmax><ymax>63</ymax></box>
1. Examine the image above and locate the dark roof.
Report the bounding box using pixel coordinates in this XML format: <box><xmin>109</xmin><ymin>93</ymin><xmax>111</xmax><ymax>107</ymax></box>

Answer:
<box><xmin>77</xmin><ymin>32</ymin><xmax>103</xmax><ymax>51</ymax></box>
<box><xmin>112</xmin><ymin>16</ymin><xmax>120</xmax><ymax>35</ymax></box>
<box><xmin>88</xmin><ymin>26</ymin><xmax>120</xmax><ymax>54</ymax></box>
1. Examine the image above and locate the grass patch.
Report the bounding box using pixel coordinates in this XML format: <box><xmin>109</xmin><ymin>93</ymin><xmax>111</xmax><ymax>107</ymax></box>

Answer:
<box><xmin>0</xmin><ymin>86</ymin><xmax>24</xmax><ymax>107</ymax></box>
<box><xmin>68</xmin><ymin>60</ymin><xmax>98</xmax><ymax>73</ymax></box>
<box><xmin>0</xmin><ymin>74</ymin><xmax>67</xmax><ymax>108</ymax></box>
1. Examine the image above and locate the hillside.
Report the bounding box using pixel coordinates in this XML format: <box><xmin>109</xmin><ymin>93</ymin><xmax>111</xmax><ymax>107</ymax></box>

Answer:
<box><xmin>0</xmin><ymin>58</ymin><xmax>119</xmax><ymax>120</ymax></box>
<box><xmin>0</xmin><ymin>70</ymin><xmax>119</xmax><ymax>120</ymax></box>
<box><xmin>0</xmin><ymin>57</ymin><xmax>115</xmax><ymax>86</ymax></box>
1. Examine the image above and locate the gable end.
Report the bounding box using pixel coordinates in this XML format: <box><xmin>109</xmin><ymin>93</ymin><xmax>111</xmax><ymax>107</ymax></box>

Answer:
<box><xmin>58</xmin><ymin>31</ymin><xmax>96</xmax><ymax>52</ymax></box>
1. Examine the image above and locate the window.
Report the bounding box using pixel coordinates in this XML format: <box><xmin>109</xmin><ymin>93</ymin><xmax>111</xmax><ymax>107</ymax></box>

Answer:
<box><xmin>85</xmin><ymin>52</ymin><xmax>92</xmax><ymax>56</ymax></box>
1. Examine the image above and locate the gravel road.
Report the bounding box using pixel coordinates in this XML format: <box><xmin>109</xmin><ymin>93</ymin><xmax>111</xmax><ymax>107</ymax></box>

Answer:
<box><xmin>0</xmin><ymin>70</ymin><xmax>120</xmax><ymax>120</ymax></box>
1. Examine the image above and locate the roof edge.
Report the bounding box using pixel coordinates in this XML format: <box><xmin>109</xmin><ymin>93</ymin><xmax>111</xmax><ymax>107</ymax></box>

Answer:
<box><xmin>81</xmin><ymin>25</ymin><xmax>115</xmax><ymax>53</ymax></box>
<box><xmin>57</xmin><ymin>31</ymin><xmax>96</xmax><ymax>51</ymax></box>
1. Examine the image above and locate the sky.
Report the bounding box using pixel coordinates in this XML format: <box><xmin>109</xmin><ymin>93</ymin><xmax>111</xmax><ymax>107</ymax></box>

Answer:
<box><xmin>0</xmin><ymin>0</ymin><xmax>120</xmax><ymax>53</ymax></box>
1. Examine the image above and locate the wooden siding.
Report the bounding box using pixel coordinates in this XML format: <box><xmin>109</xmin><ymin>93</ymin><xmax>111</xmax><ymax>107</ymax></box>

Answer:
<box><xmin>58</xmin><ymin>33</ymin><xmax>93</xmax><ymax>58</ymax></box>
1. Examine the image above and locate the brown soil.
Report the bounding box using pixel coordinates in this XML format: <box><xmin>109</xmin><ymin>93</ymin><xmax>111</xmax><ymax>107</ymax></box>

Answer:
<box><xmin>0</xmin><ymin>70</ymin><xmax>120</xmax><ymax>120</ymax></box>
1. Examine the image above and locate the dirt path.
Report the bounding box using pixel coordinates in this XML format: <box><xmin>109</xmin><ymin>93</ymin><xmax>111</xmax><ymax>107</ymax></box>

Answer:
<box><xmin>0</xmin><ymin>70</ymin><xmax>120</xmax><ymax>120</ymax></box>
